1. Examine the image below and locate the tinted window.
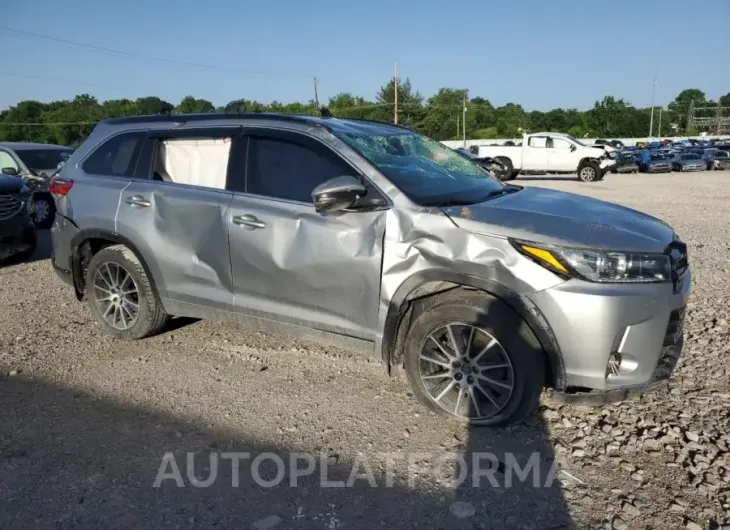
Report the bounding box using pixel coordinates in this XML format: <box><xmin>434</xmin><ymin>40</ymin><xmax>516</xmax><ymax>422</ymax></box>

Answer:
<box><xmin>15</xmin><ymin>148</ymin><xmax>73</xmax><ymax>172</ymax></box>
<box><xmin>82</xmin><ymin>132</ymin><xmax>145</xmax><ymax>177</ymax></box>
<box><xmin>247</xmin><ymin>136</ymin><xmax>353</xmax><ymax>203</ymax></box>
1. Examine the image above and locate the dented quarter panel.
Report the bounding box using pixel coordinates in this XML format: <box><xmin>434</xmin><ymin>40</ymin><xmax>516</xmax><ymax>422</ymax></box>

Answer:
<box><xmin>115</xmin><ymin>180</ymin><xmax>234</xmax><ymax>310</ymax></box>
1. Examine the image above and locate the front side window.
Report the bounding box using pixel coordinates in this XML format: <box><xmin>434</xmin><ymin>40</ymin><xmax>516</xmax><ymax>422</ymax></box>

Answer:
<box><xmin>14</xmin><ymin>148</ymin><xmax>73</xmax><ymax>173</ymax></box>
<box><xmin>83</xmin><ymin>132</ymin><xmax>146</xmax><ymax>177</ymax></box>
<box><xmin>551</xmin><ymin>138</ymin><xmax>572</xmax><ymax>149</ymax></box>
<box><xmin>247</xmin><ymin>137</ymin><xmax>353</xmax><ymax>203</ymax></box>
<box><xmin>335</xmin><ymin>130</ymin><xmax>503</xmax><ymax>206</ymax></box>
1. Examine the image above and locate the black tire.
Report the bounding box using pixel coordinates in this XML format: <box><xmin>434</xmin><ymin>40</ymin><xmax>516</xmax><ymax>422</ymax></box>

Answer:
<box><xmin>577</xmin><ymin>161</ymin><xmax>601</xmax><ymax>182</ymax></box>
<box><xmin>402</xmin><ymin>289</ymin><xmax>545</xmax><ymax>427</ymax></box>
<box><xmin>33</xmin><ymin>192</ymin><xmax>55</xmax><ymax>230</ymax></box>
<box><xmin>85</xmin><ymin>244</ymin><xmax>169</xmax><ymax>340</ymax></box>
<box><xmin>493</xmin><ymin>157</ymin><xmax>513</xmax><ymax>181</ymax></box>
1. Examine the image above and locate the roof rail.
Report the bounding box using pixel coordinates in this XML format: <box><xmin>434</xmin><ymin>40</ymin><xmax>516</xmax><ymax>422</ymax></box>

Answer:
<box><xmin>100</xmin><ymin>112</ymin><xmax>326</xmax><ymax>127</ymax></box>
<box><xmin>331</xmin><ymin>116</ymin><xmax>414</xmax><ymax>130</ymax></box>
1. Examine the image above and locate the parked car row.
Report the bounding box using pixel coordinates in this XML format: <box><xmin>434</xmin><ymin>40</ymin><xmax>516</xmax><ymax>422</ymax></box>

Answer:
<box><xmin>611</xmin><ymin>144</ymin><xmax>730</xmax><ymax>174</ymax></box>
<box><xmin>0</xmin><ymin>142</ymin><xmax>74</xmax><ymax>229</ymax></box>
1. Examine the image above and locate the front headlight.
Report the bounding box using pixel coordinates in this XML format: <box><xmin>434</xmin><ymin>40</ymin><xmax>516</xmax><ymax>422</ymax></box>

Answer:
<box><xmin>512</xmin><ymin>240</ymin><xmax>672</xmax><ymax>283</ymax></box>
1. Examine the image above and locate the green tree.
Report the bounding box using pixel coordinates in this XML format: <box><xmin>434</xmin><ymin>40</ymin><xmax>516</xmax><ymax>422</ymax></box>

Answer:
<box><xmin>175</xmin><ymin>96</ymin><xmax>215</xmax><ymax>114</ymax></box>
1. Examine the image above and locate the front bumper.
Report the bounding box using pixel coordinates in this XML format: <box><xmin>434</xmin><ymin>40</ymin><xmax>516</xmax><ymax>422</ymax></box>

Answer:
<box><xmin>0</xmin><ymin>212</ymin><xmax>35</xmax><ymax>260</ymax></box>
<box><xmin>528</xmin><ymin>268</ymin><xmax>691</xmax><ymax>394</ymax></box>
<box><xmin>615</xmin><ymin>164</ymin><xmax>639</xmax><ymax>173</ymax></box>
<box><xmin>646</xmin><ymin>164</ymin><xmax>672</xmax><ymax>173</ymax></box>
<box><xmin>680</xmin><ymin>164</ymin><xmax>705</xmax><ymax>172</ymax></box>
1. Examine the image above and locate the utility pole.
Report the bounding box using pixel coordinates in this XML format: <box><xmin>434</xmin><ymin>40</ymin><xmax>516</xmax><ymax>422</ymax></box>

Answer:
<box><xmin>313</xmin><ymin>77</ymin><xmax>320</xmax><ymax>108</ymax></box>
<box><xmin>393</xmin><ymin>62</ymin><xmax>398</xmax><ymax>124</ymax></box>
<box><xmin>658</xmin><ymin>108</ymin><xmax>662</xmax><ymax>138</ymax></box>
<box><xmin>462</xmin><ymin>97</ymin><xmax>467</xmax><ymax>147</ymax></box>
<box><xmin>649</xmin><ymin>75</ymin><xmax>657</xmax><ymax>137</ymax></box>
<box><xmin>456</xmin><ymin>115</ymin><xmax>460</xmax><ymax>138</ymax></box>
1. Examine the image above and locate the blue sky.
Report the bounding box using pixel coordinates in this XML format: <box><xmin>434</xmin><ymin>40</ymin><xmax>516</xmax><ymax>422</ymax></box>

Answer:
<box><xmin>1</xmin><ymin>0</ymin><xmax>729</xmax><ymax>111</ymax></box>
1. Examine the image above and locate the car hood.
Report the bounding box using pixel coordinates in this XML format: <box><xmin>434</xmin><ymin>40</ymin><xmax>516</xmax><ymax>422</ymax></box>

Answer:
<box><xmin>679</xmin><ymin>159</ymin><xmax>703</xmax><ymax>164</ymax></box>
<box><xmin>0</xmin><ymin>174</ymin><xmax>24</xmax><ymax>194</ymax></box>
<box><xmin>649</xmin><ymin>160</ymin><xmax>672</xmax><ymax>165</ymax></box>
<box><xmin>440</xmin><ymin>186</ymin><xmax>675</xmax><ymax>253</ymax></box>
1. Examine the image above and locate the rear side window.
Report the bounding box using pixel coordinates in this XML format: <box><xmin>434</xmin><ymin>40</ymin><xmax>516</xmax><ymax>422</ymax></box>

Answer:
<box><xmin>82</xmin><ymin>132</ymin><xmax>145</xmax><ymax>177</ymax></box>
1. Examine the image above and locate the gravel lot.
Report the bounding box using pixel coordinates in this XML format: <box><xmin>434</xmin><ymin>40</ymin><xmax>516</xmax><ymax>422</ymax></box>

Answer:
<box><xmin>1</xmin><ymin>171</ymin><xmax>729</xmax><ymax>530</ymax></box>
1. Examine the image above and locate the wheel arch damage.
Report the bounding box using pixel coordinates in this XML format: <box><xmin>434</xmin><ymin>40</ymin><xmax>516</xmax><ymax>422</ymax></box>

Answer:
<box><xmin>69</xmin><ymin>229</ymin><xmax>156</xmax><ymax>302</ymax></box>
<box><xmin>376</xmin><ymin>208</ymin><xmax>566</xmax><ymax>390</ymax></box>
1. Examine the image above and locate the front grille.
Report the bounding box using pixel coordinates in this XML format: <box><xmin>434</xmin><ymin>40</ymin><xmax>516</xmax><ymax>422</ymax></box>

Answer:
<box><xmin>0</xmin><ymin>195</ymin><xmax>23</xmax><ymax>221</ymax></box>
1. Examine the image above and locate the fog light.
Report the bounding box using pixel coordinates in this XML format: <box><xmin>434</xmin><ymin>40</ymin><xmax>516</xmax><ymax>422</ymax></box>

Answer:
<box><xmin>606</xmin><ymin>353</ymin><xmax>622</xmax><ymax>378</ymax></box>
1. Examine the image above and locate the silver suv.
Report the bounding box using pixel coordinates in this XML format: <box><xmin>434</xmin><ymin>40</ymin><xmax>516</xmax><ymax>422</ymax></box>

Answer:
<box><xmin>49</xmin><ymin>113</ymin><xmax>691</xmax><ymax>426</ymax></box>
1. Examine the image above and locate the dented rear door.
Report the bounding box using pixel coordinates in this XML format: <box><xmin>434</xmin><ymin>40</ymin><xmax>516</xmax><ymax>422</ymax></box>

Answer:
<box><xmin>114</xmin><ymin>127</ymin><xmax>239</xmax><ymax>312</ymax></box>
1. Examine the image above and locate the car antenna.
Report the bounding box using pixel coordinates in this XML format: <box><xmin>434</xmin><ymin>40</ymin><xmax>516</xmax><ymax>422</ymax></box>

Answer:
<box><xmin>320</xmin><ymin>106</ymin><xmax>332</xmax><ymax>118</ymax></box>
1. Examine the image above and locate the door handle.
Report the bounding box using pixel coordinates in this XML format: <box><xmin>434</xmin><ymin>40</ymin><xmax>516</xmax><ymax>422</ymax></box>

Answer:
<box><xmin>232</xmin><ymin>214</ymin><xmax>266</xmax><ymax>230</ymax></box>
<box><xmin>125</xmin><ymin>195</ymin><xmax>151</xmax><ymax>207</ymax></box>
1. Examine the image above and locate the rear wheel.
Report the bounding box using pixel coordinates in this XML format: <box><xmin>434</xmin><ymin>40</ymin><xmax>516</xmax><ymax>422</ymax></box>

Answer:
<box><xmin>577</xmin><ymin>161</ymin><xmax>600</xmax><ymax>182</ymax></box>
<box><xmin>402</xmin><ymin>290</ymin><xmax>545</xmax><ymax>426</ymax></box>
<box><xmin>85</xmin><ymin>245</ymin><xmax>169</xmax><ymax>340</ymax></box>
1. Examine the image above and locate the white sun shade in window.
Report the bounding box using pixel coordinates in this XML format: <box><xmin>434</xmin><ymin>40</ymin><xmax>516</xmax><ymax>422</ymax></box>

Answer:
<box><xmin>155</xmin><ymin>138</ymin><xmax>231</xmax><ymax>189</ymax></box>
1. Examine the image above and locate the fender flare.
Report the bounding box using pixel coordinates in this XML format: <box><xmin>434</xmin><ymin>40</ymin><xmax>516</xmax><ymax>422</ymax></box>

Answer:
<box><xmin>382</xmin><ymin>269</ymin><xmax>566</xmax><ymax>390</ymax></box>
<box><xmin>69</xmin><ymin>229</ymin><xmax>158</xmax><ymax>299</ymax></box>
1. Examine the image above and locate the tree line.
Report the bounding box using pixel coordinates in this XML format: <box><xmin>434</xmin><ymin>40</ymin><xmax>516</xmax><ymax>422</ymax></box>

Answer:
<box><xmin>1</xmin><ymin>78</ymin><xmax>727</xmax><ymax>147</ymax></box>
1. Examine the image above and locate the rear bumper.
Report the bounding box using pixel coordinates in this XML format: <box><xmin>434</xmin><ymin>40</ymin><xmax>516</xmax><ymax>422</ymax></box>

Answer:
<box><xmin>49</xmin><ymin>213</ymin><xmax>77</xmax><ymax>286</ymax></box>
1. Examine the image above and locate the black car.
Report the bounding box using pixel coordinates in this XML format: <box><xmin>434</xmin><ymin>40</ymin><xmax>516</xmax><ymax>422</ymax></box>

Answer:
<box><xmin>0</xmin><ymin>173</ymin><xmax>37</xmax><ymax>263</ymax></box>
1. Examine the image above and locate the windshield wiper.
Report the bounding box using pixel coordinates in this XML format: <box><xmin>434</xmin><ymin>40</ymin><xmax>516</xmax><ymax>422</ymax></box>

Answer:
<box><xmin>477</xmin><ymin>185</ymin><xmax>521</xmax><ymax>202</ymax></box>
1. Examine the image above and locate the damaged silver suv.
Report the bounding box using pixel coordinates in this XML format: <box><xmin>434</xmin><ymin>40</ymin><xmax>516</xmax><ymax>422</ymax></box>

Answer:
<box><xmin>49</xmin><ymin>113</ymin><xmax>690</xmax><ymax>426</ymax></box>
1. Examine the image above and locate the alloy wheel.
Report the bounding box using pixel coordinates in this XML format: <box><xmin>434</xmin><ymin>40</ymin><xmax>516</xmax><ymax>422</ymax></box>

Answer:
<box><xmin>418</xmin><ymin>322</ymin><xmax>515</xmax><ymax>420</ymax></box>
<box><xmin>93</xmin><ymin>262</ymin><xmax>140</xmax><ymax>330</ymax></box>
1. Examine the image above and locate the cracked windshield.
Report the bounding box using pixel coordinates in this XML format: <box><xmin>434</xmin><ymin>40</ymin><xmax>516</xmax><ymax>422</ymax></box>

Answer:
<box><xmin>338</xmin><ymin>131</ymin><xmax>503</xmax><ymax>205</ymax></box>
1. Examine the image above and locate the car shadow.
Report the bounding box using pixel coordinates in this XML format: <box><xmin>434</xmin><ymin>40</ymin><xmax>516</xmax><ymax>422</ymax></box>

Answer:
<box><xmin>0</xmin><ymin>351</ymin><xmax>576</xmax><ymax>528</ymax></box>
<box><xmin>513</xmin><ymin>175</ymin><xmax>581</xmax><ymax>182</ymax></box>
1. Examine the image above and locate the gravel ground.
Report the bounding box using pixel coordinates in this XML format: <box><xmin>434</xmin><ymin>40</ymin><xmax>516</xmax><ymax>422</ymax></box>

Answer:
<box><xmin>1</xmin><ymin>171</ymin><xmax>729</xmax><ymax>530</ymax></box>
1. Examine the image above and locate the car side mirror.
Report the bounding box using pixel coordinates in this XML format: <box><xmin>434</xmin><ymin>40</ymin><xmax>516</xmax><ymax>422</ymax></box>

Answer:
<box><xmin>570</xmin><ymin>144</ymin><xmax>577</xmax><ymax>152</ymax></box>
<box><xmin>1</xmin><ymin>167</ymin><xmax>19</xmax><ymax>176</ymax></box>
<box><xmin>312</xmin><ymin>175</ymin><xmax>366</xmax><ymax>213</ymax></box>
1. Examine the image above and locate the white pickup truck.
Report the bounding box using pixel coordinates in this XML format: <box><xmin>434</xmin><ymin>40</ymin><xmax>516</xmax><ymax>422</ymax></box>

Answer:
<box><xmin>471</xmin><ymin>132</ymin><xmax>617</xmax><ymax>182</ymax></box>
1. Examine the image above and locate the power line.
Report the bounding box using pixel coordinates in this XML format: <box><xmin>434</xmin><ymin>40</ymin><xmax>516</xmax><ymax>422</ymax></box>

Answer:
<box><xmin>0</xmin><ymin>27</ymin><xmax>313</xmax><ymax>80</ymax></box>
<box><xmin>0</xmin><ymin>71</ymin><xmax>125</xmax><ymax>91</ymax></box>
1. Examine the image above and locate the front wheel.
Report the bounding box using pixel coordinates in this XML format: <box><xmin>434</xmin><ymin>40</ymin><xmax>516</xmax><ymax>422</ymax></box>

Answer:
<box><xmin>402</xmin><ymin>290</ymin><xmax>545</xmax><ymax>426</ymax></box>
<box><xmin>493</xmin><ymin>157</ymin><xmax>513</xmax><ymax>182</ymax></box>
<box><xmin>32</xmin><ymin>192</ymin><xmax>56</xmax><ymax>230</ymax></box>
<box><xmin>85</xmin><ymin>245</ymin><xmax>169</xmax><ymax>340</ymax></box>
<box><xmin>577</xmin><ymin>161</ymin><xmax>601</xmax><ymax>182</ymax></box>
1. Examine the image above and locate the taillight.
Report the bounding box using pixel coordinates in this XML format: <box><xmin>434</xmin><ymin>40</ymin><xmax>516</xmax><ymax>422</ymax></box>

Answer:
<box><xmin>49</xmin><ymin>176</ymin><xmax>74</xmax><ymax>197</ymax></box>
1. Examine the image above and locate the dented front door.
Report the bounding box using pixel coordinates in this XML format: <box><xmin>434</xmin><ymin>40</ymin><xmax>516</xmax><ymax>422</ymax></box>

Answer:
<box><xmin>228</xmin><ymin>193</ymin><xmax>386</xmax><ymax>342</ymax></box>
<box><xmin>115</xmin><ymin>180</ymin><xmax>235</xmax><ymax>310</ymax></box>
